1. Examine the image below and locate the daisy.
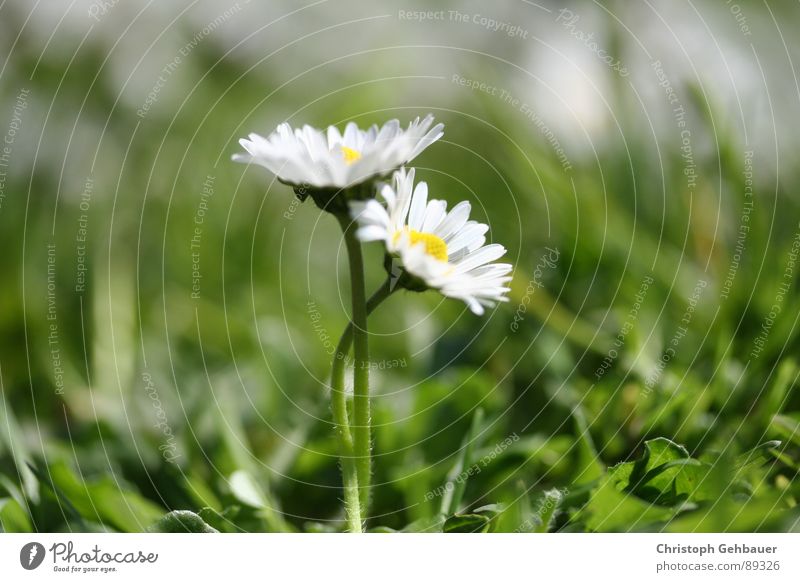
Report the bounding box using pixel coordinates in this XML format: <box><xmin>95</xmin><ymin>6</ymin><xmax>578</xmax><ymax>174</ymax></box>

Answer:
<box><xmin>351</xmin><ymin>168</ymin><xmax>512</xmax><ymax>315</ymax></box>
<box><xmin>232</xmin><ymin>115</ymin><xmax>444</xmax><ymax>191</ymax></box>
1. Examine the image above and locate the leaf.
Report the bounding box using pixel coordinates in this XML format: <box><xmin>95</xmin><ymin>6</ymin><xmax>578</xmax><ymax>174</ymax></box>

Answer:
<box><xmin>46</xmin><ymin>461</ymin><xmax>163</xmax><ymax>532</ymax></box>
<box><xmin>571</xmin><ymin>407</ymin><xmax>604</xmax><ymax>485</ymax></box>
<box><xmin>666</xmin><ymin>494</ymin><xmax>798</xmax><ymax>533</ymax></box>
<box><xmin>227</xmin><ymin>471</ymin><xmax>291</xmax><ymax>532</ymax></box>
<box><xmin>0</xmin><ymin>395</ymin><xmax>40</xmax><ymax>503</ymax></box>
<box><xmin>758</xmin><ymin>359</ymin><xmax>798</xmax><ymax>425</ymax></box>
<box><xmin>580</xmin><ymin>474</ymin><xmax>679</xmax><ymax>531</ymax></box>
<box><xmin>148</xmin><ymin>510</ymin><xmax>218</xmax><ymax>533</ymax></box>
<box><xmin>0</xmin><ymin>474</ymin><xmax>30</xmax><ymax>530</ymax></box>
<box><xmin>608</xmin><ymin>438</ymin><xmax>709</xmax><ymax>505</ymax></box>
<box><xmin>440</xmin><ymin>408</ymin><xmax>485</xmax><ymax>515</ymax></box>
<box><xmin>0</xmin><ymin>497</ymin><xmax>31</xmax><ymax>532</ymax></box>
<box><xmin>402</xmin><ymin>514</ymin><xmax>445</xmax><ymax>533</ymax></box>
<box><xmin>737</xmin><ymin>440</ymin><xmax>782</xmax><ymax>469</ymax></box>
<box><xmin>27</xmin><ymin>462</ymin><xmax>85</xmax><ymax>526</ymax></box>
<box><xmin>229</xmin><ymin>470</ymin><xmax>268</xmax><ymax>508</ymax></box>
<box><xmin>197</xmin><ymin>506</ymin><xmax>240</xmax><ymax>533</ymax></box>
<box><xmin>443</xmin><ymin>513</ymin><xmax>491</xmax><ymax>533</ymax></box>
<box><xmin>472</xmin><ymin>503</ymin><xmax>505</xmax><ymax>517</ymax></box>
<box><xmin>182</xmin><ymin>475</ymin><xmax>222</xmax><ymax>511</ymax></box>
<box><xmin>533</xmin><ymin>489</ymin><xmax>564</xmax><ymax>533</ymax></box>
<box><xmin>304</xmin><ymin>521</ymin><xmax>339</xmax><ymax>533</ymax></box>
<box><xmin>771</xmin><ymin>414</ymin><xmax>800</xmax><ymax>447</ymax></box>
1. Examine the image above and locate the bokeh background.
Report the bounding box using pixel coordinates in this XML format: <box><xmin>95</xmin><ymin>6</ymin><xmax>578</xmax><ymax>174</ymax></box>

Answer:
<box><xmin>1</xmin><ymin>0</ymin><xmax>800</xmax><ymax>532</ymax></box>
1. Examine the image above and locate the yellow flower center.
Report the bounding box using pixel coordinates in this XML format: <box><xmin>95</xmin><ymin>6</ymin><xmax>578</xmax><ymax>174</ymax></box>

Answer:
<box><xmin>341</xmin><ymin>146</ymin><xmax>361</xmax><ymax>165</ymax></box>
<box><xmin>395</xmin><ymin>229</ymin><xmax>448</xmax><ymax>262</ymax></box>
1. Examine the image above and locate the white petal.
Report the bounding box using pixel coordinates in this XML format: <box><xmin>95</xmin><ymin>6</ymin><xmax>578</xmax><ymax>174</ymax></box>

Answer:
<box><xmin>327</xmin><ymin>125</ymin><xmax>343</xmax><ymax>148</ymax></box>
<box><xmin>453</xmin><ymin>244</ymin><xmax>507</xmax><ymax>273</ymax></box>
<box><xmin>407</xmin><ymin>181</ymin><xmax>428</xmax><ymax>231</ymax></box>
<box><xmin>421</xmin><ymin>199</ymin><xmax>447</xmax><ymax>233</ymax></box>
<box><xmin>356</xmin><ymin>225</ymin><xmax>389</xmax><ymax>242</ymax></box>
<box><xmin>434</xmin><ymin>201</ymin><xmax>471</xmax><ymax>240</ymax></box>
<box><xmin>447</xmin><ymin>221</ymin><xmax>489</xmax><ymax>251</ymax></box>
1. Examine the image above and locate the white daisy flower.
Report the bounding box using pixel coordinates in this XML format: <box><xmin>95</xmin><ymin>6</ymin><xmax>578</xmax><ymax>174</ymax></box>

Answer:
<box><xmin>232</xmin><ymin>115</ymin><xmax>444</xmax><ymax>190</ymax></box>
<box><xmin>351</xmin><ymin>168</ymin><xmax>513</xmax><ymax>315</ymax></box>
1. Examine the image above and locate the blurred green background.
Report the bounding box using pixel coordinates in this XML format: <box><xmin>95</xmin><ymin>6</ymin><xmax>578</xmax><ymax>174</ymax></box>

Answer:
<box><xmin>1</xmin><ymin>0</ymin><xmax>799</xmax><ymax>532</ymax></box>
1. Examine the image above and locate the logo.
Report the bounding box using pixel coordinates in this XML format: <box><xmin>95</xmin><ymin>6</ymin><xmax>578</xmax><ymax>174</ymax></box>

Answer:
<box><xmin>20</xmin><ymin>542</ymin><xmax>46</xmax><ymax>570</ymax></box>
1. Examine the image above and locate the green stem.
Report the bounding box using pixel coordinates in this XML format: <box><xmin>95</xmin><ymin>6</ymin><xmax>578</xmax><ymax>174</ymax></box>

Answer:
<box><xmin>329</xmin><ymin>335</ymin><xmax>361</xmax><ymax>532</ymax></box>
<box><xmin>337</xmin><ymin>214</ymin><xmax>373</xmax><ymax>519</ymax></box>
<box><xmin>332</xmin><ymin>207</ymin><xmax>394</xmax><ymax>529</ymax></box>
<box><xmin>331</xmin><ymin>278</ymin><xmax>394</xmax><ymax>386</ymax></box>
<box><xmin>329</xmin><ymin>278</ymin><xmax>393</xmax><ymax>531</ymax></box>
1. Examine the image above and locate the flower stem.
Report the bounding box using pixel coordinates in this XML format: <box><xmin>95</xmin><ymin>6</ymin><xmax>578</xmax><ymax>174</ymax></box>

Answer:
<box><xmin>329</xmin><ymin>333</ymin><xmax>361</xmax><ymax>532</ymax></box>
<box><xmin>330</xmin><ymin>277</ymin><xmax>394</xmax><ymax>530</ymax></box>
<box><xmin>332</xmin><ymin>213</ymin><xmax>395</xmax><ymax>529</ymax></box>
<box><xmin>337</xmin><ymin>214</ymin><xmax>374</xmax><ymax>520</ymax></box>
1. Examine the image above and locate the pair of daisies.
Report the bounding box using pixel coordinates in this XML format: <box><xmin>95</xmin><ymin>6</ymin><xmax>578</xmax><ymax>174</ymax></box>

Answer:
<box><xmin>233</xmin><ymin>115</ymin><xmax>512</xmax><ymax>315</ymax></box>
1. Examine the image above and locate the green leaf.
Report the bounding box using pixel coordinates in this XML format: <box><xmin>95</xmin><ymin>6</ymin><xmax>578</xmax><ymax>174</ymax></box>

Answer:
<box><xmin>182</xmin><ymin>475</ymin><xmax>222</xmax><ymax>511</ymax></box>
<box><xmin>771</xmin><ymin>414</ymin><xmax>800</xmax><ymax>447</ymax></box>
<box><xmin>758</xmin><ymin>359</ymin><xmax>798</xmax><ymax>425</ymax></box>
<box><xmin>472</xmin><ymin>503</ymin><xmax>505</xmax><ymax>517</ymax></box>
<box><xmin>402</xmin><ymin>515</ymin><xmax>445</xmax><ymax>532</ymax></box>
<box><xmin>303</xmin><ymin>521</ymin><xmax>339</xmax><ymax>533</ymax></box>
<box><xmin>47</xmin><ymin>461</ymin><xmax>163</xmax><ymax>532</ymax></box>
<box><xmin>737</xmin><ymin>441</ymin><xmax>782</xmax><ymax>469</ymax></box>
<box><xmin>0</xmin><ymin>396</ymin><xmax>40</xmax><ymax>503</ymax></box>
<box><xmin>229</xmin><ymin>470</ymin><xmax>268</xmax><ymax>508</ymax></box>
<box><xmin>227</xmin><ymin>471</ymin><xmax>291</xmax><ymax>532</ymax></box>
<box><xmin>571</xmin><ymin>407</ymin><xmax>604</xmax><ymax>485</ymax></box>
<box><xmin>197</xmin><ymin>506</ymin><xmax>240</xmax><ymax>533</ymax></box>
<box><xmin>148</xmin><ymin>510</ymin><xmax>218</xmax><ymax>533</ymax></box>
<box><xmin>533</xmin><ymin>489</ymin><xmax>564</xmax><ymax>533</ymax></box>
<box><xmin>579</xmin><ymin>475</ymin><xmax>678</xmax><ymax>531</ymax></box>
<box><xmin>443</xmin><ymin>513</ymin><xmax>491</xmax><ymax>533</ymax></box>
<box><xmin>0</xmin><ymin>497</ymin><xmax>32</xmax><ymax>532</ymax></box>
<box><xmin>608</xmin><ymin>438</ymin><xmax>709</xmax><ymax>505</ymax></box>
<box><xmin>440</xmin><ymin>408</ymin><xmax>485</xmax><ymax>516</ymax></box>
